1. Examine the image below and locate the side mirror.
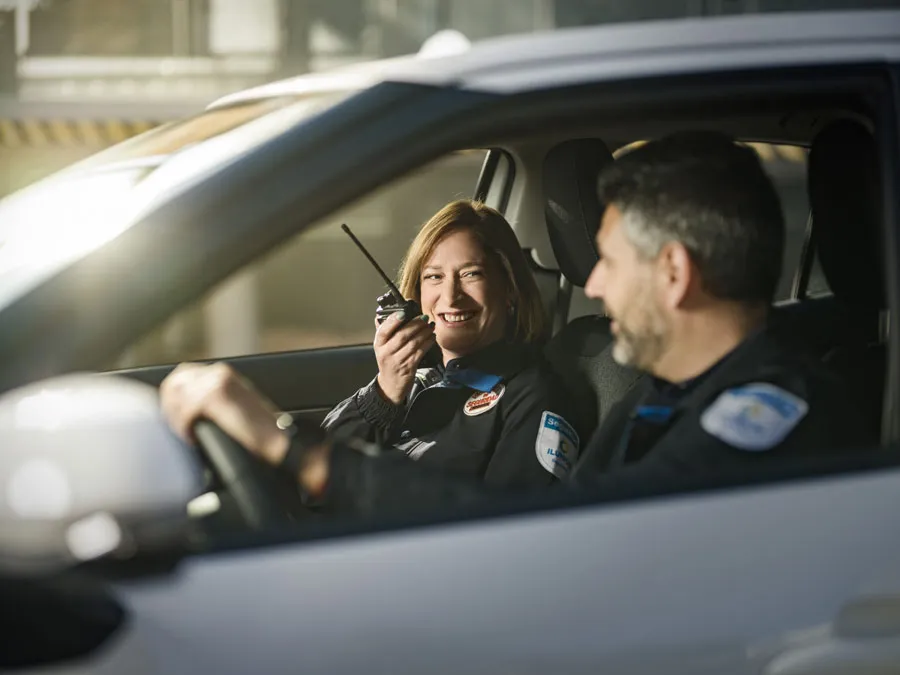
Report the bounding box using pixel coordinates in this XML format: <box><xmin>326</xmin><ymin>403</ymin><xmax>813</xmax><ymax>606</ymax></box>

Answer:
<box><xmin>0</xmin><ymin>373</ymin><xmax>204</xmax><ymax>575</ymax></box>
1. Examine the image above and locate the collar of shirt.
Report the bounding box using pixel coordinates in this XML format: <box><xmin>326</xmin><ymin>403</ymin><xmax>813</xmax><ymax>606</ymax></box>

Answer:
<box><xmin>439</xmin><ymin>340</ymin><xmax>535</xmax><ymax>392</ymax></box>
<box><xmin>640</xmin><ymin>324</ymin><xmax>770</xmax><ymax>419</ymax></box>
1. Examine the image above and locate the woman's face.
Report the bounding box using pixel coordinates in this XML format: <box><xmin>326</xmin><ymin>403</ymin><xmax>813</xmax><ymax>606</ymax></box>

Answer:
<box><xmin>419</xmin><ymin>229</ymin><xmax>510</xmax><ymax>362</ymax></box>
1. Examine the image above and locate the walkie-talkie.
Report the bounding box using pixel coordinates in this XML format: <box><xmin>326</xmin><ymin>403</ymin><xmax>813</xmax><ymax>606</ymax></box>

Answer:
<box><xmin>341</xmin><ymin>224</ymin><xmax>442</xmax><ymax>368</ymax></box>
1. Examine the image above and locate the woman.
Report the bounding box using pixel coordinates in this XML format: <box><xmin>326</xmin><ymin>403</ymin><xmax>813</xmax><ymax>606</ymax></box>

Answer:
<box><xmin>322</xmin><ymin>199</ymin><xmax>583</xmax><ymax>488</ymax></box>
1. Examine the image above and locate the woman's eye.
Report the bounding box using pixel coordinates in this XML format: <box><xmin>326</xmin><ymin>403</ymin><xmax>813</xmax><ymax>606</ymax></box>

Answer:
<box><xmin>462</xmin><ymin>270</ymin><xmax>483</xmax><ymax>279</ymax></box>
<box><xmin>423</xmin><ymin>274</ymin><xmax>441</xmax><ymax>281</ymax></box>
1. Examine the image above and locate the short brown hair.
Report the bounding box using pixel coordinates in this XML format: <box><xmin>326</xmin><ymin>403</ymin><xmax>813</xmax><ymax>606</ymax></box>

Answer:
<box><xmin>397</xmin><ymin>200</ymin><xmax>545</xmax><ymax>344</ymax></box>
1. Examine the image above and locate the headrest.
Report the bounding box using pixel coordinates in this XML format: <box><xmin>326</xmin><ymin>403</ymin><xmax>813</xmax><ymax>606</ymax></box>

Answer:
<box><xmin>808</xmin><ymin>119</ymin><xmax>884</xmax><ymax>309</ymax></box>
<box><xmin>542</xmin><ymin>138</ymin><xmax>615</xmax><ymax>286</ymax></box>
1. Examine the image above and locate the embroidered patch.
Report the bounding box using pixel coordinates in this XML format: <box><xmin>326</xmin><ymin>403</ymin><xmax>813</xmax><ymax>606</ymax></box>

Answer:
<box><xmin>536</xmin><ymin>411</ymin><xmax>580</xmax><ymax>477</ymax></box>
<box><xmin>700</xmin><ymin>383</ymin><xmax>809</xmax><ymax>451</ymax></box>
<box><xmin>463</xmin><ymin>383</ymin><xmax>505</xmax><ymax>416</ymax></box>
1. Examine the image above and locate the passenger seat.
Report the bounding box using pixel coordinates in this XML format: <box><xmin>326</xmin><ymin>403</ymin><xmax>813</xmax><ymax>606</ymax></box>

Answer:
<box><xmin>541</xmin><ymin>139</ymin><xmax>643</xmax><ymax>434</ymax></box>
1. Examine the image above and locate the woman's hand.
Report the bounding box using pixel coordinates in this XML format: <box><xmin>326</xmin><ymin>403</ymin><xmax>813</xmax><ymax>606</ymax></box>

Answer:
<box><xmin>374</xmin><ymin>311</ymin><xmax>436</xmax><ymax>405</ymax></box>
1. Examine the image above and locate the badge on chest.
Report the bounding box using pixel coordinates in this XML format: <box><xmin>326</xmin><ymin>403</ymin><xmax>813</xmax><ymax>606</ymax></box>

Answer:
<box><xmin>463</xmin><ymin>383</ymin><xmax>506</xmax><ymax>416</ymax></box>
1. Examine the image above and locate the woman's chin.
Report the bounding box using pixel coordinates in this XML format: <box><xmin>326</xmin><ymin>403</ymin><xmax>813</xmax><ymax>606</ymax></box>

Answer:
<box><xmin>435</xmin><ymin>334</ymin><xmax>480</xmax><ymax>359</ymax></box>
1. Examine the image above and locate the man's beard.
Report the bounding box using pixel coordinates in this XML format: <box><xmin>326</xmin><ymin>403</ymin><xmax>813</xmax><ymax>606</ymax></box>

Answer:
<box><xmin>610</xmin><ymin>303</ymin><xmax>669</xmax><ymax>372</ymax></box>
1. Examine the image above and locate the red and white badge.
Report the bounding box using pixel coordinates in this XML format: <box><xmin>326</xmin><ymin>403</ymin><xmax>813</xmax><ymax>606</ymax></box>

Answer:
<box><xmin>463</xmin><ymin>383</ymin><xmax>506</xmax><ymax>416</ymax></box>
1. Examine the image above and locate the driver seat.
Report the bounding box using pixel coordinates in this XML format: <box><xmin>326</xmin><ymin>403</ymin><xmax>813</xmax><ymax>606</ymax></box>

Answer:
<box><xmin>541</xmin><ymin>138</ymin><xmax>643</xmax><ymax>435</ymax></box>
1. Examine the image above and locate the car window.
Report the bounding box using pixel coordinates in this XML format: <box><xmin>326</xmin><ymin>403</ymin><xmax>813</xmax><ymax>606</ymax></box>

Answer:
<box><xmin>747</xmin><ymin>142</ymin><xmax>814</xmax><ymax>301</ymax></box>
<box><xmin>750</xmin><ymin>142</ymin><xmax>833</xmax><ymax>300</ymax></box>
<box><xmin>109</xmin><ymin>149</ymin><xmax>490</xmax><ymax>368</ymax></box>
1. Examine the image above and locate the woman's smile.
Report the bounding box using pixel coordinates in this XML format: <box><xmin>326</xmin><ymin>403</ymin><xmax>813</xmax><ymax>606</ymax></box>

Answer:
<box><xmin>437</xmin><ymin>310</ymin><xmax>479</xmax><ymax>326</ymax></box>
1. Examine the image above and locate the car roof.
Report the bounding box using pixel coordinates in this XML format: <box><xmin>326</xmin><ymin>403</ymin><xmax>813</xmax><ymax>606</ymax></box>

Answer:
<box><xmin>210</xmin><ymin>9</ymin><xmax>900</xmax><ymax>108</ymax></box>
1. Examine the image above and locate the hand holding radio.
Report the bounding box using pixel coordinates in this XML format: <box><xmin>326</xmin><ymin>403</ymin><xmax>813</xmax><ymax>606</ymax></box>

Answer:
<box><xmin>341</xmin><ymin>224</ymin><xmax>443</xmax><ymax>404</ymax></box>
<box><xmin>372</xmin><ymin>309</ymin><xmax>436</xmax><ymax>404</ymax></box>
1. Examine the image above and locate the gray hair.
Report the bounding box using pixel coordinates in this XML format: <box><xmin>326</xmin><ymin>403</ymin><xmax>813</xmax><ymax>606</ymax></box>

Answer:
<box><xmin>598</xmin><ymin>132</ymin><xmax>785</xmax><ymax>304</ymax></box>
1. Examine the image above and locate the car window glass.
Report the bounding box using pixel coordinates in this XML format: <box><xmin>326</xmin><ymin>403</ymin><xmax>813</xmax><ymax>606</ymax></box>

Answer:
<box><xmin>109</xmin><ymin>150</ymin><xmax>489</xmax><ymax>368</ymax></box>
<box><xmin>746</xmin><ymin>142</ymin><xmax>817</xmax><ymax>300</ymax></box>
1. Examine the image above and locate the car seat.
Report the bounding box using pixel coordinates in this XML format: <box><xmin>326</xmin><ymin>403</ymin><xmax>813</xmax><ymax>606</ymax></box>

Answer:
<box><xmin>541</xmin><ymin>138</ymin><xmax>643</xmax><ymax>435</ymax></box>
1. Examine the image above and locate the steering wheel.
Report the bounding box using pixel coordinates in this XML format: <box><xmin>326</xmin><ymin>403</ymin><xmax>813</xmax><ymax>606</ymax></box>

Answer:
<box><xmin>193</xmin><ymin>420</ymin><xmax>295</xmax><ymax>530</ymax></box>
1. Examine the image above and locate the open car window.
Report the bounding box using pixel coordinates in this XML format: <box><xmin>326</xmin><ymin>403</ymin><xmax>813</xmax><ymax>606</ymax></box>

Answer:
<box><xmin>109</xmin><ymin>148</ymin><xmax>491</xmax><ymax>368</ymax></box>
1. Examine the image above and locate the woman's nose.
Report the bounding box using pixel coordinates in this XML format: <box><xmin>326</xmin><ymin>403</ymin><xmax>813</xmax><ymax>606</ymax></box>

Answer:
<box><xmin>441</xmin><ymin>276</ymin><xmax>463</xmax><ymax>303</ymax></box>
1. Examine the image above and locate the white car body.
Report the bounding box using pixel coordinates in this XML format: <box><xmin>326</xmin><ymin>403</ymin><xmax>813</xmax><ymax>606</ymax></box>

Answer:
<box><xmin>15</xmin><ymin>9</ymin><xmax>900</xmax><ymax>675</ymax></box>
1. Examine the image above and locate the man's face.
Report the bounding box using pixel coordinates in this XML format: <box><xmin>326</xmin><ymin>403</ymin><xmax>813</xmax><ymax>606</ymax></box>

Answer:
<box><xmin>583</xmin><ymin>205</ymin><xmax>670</xmax><ymax>370</ymax></box>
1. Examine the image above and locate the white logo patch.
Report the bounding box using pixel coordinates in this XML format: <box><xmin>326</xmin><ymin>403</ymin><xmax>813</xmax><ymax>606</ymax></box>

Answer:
<box><xmin>535</xmin><ymin>411</ymin><xmax>580</xmax><ymax>477</ymax></box>
<box><xmin>463</xmin><ymin>384</ymin><xmax>505</xmax><ymax>416</ymax></box>
<box><xmin>700</xmin><ymin>383</ymin><xmax>809</xmax><ymax>451</ymax></box>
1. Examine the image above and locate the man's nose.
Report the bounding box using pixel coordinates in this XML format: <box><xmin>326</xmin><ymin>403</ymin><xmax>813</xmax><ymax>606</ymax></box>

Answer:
<box><xmin>584</xmin><ymin>261</ymin><xmax>605</xmax><ymax>300</ymax></box>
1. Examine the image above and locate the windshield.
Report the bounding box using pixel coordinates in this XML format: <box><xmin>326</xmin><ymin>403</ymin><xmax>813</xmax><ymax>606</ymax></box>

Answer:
<box><xmin>0</xmin><ymin>91</ymin><xmax>349</xmax><ymax>311</ymax></box>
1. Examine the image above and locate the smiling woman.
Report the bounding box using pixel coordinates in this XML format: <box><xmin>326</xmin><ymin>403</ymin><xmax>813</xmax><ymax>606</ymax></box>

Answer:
<box><xmin>320</xmin><ymin>199</ymin><xmax>586</xmax><ymax>499</ymax></box>
<box><xmin>398</xmin><ymin>200</ymin><xmax>546</xmax><ymax>361</ymax></box>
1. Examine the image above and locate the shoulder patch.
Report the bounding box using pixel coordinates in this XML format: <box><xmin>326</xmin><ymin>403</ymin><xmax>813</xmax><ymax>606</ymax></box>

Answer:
<box><xmin>700</xmin><ymin>383</ymin><xmax>808</xmax><ymax>452</ymax></box>
<box><xmin>463</xmin><ymin>383</ymin><xmax>505</xmax><ymax>416</ymax></box>
<box><xmin>536</xmin><ymin>411</ymin><xmax>580</xmax><ymax>477</ymax></box>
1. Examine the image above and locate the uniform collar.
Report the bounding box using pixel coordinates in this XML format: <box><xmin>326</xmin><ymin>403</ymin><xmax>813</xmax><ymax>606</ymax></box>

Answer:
<box><xmin>442</xmin><ymin>340</ymin><xmax>535</xmax><ymax>392</ymax></box>
<box><xmin>649</xmin><ymin>325</ymin><xmax>772</xmax><ymax>408</ymax></box>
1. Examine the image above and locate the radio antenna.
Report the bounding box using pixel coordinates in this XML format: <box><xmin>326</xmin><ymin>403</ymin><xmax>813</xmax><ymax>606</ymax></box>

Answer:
<box><xmin>341</xmin><ymin>223</ymin><xmax>403</xmax><ymax>298</ymax></box>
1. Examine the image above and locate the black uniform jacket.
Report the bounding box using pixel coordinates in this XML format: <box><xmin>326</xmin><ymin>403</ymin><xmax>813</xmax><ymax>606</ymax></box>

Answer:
<box><xmin>568</xmin><ymin>328</ymin><xmax>875</xmax><ymax>491</ymax></box>
<box><xmin>312</xmin><ymin>328</ymin><xmax>873</xmax><ymax>515</ymax></box>
<box><xmin>322</xmin><ymin>340</ymin><xmax>584</xmax><ymax>489</ymax></box>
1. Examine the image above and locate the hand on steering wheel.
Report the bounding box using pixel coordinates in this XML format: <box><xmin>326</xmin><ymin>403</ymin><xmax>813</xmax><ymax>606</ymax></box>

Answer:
<box><xmin>160</xmin><ymin>363</ymin><xmax>298</xmax><ymax>530</ymax></box>
<box><xmin>192</xmin><ymin>419</ymin><xmax>291</xmax><ymax>530</ymax></box>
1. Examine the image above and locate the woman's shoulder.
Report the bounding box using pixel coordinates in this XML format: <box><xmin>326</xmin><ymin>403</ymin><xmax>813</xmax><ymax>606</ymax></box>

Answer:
<box><xmin>502</xmin><ymin>346</ymin><xmax>575</xmax><ymax>401</ymax></box>
<box><xmin>498</xmin><ymin>346</ymin><xmax>589</xmax><ymax>440</ymax></box>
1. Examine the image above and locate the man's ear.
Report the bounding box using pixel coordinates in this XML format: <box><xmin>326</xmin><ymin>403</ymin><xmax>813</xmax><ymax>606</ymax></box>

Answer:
<box><xmin>657</xmin><ymin>241</ymin><xmax>695</xmax><ymax>309</ymax></box>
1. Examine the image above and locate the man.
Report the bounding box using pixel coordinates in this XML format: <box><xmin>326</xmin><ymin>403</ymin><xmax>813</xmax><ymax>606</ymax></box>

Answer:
<box><xmin>160</xmin><ymin>132</ymin><xmax>868</xmax><ymax>513</ymax></box>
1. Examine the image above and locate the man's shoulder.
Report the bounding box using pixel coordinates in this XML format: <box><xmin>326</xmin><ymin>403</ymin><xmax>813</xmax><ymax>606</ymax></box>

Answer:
<box><xmin>697</xmin><ymin>331</ymin><xmax>862</xmax><ymax>453</ymax></box>
<box><xmin>720</xmin><ymin>329</ymin><xmax>845</xmax><ymax>399</ymax></box>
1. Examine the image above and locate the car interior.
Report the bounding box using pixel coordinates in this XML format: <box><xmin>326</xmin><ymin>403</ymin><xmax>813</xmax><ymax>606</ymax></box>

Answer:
<box><xmin>523</xmin><ymin>117</ymin><xmax>887</xmax><ymax>446</ymax></box>
<box><xmin>100</xmin><ymin>76</ymin><xmax>893</xmax><ymax>542</ymax></box>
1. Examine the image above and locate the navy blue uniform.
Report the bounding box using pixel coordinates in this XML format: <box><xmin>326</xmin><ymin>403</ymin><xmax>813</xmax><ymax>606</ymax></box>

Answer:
<box><xmin>307</xmin><ymin>329</ymin><xmax>871</xmax><ymax>514</ymax></box>
<box><xmin>568</xmin><ymin>329</ymin><xmax>873</xmax><ymax>492</ymax></box>
<box><xmin>322</xmin><ymin>340</ymin><xmax>585</xmax><ymax>490</ymax></box>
